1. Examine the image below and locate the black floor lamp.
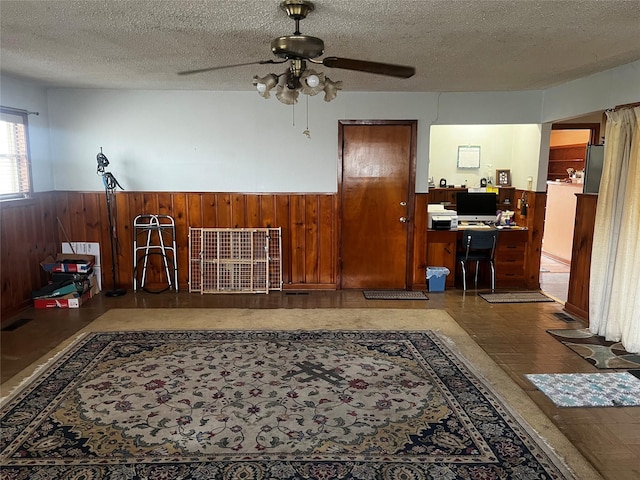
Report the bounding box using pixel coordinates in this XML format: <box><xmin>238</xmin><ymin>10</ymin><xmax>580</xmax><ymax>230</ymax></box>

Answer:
<box><xmin>96</xmin><ymin>148</ymin><xmax>126</xmax><ymax>297</ymax></box>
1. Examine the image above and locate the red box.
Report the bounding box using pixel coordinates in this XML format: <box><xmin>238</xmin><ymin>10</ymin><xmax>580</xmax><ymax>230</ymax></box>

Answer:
<box><xmin>33</xmin><ymin>290</ymin><xmax>92</xmax><ymax>309</ymax></box>
<box><xmin>33</xmin><ymin>274</ymin><xmax>99</xmax><ymax>309</ymax></box>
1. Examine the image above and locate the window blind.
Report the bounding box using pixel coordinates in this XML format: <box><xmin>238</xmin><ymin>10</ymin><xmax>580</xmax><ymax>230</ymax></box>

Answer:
<box><xmin>1</xmin><ymin>109</ymin><xmax>31</xmax><ymax>199</ymax></box>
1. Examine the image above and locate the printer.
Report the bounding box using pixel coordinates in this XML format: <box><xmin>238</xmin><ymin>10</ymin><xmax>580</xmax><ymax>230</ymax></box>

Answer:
<box><xmin>428</xmin><ymin>204</ymin><xmax>458</xmax><ymax>230</ymax></box>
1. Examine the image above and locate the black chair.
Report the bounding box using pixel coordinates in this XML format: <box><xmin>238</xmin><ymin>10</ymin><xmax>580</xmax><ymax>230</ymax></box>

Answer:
<box><xmin>457</xmin><ymin>230</ymin><xmax>499</xmax><ymax>291</ymax></box>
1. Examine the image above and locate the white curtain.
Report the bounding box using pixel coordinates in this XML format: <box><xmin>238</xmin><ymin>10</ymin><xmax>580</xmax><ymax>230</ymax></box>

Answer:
<box><xmin>589</xmin><ymin>106</ymin><xmax>640</xmax><ymax>353</ymax></box>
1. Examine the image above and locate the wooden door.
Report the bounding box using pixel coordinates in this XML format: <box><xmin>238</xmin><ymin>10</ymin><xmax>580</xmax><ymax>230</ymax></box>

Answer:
<box><xmin>339</xmin><ymin>122</ymin><xmax>416</xmax><ymax>289</ymax></box>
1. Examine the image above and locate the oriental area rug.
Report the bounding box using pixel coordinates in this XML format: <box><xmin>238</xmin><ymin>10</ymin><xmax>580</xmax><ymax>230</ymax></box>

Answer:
<box><xmin>0</xmin><ymin>309</ymin><xmax>596</xmax><ymax>479</ymax></box>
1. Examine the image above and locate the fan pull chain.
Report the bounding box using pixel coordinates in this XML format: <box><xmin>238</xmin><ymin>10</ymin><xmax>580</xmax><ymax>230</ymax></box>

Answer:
<box><xmin>303</xmin><ymin>95</ymin><xmax>311</xmax><ymax>138</ymax></box>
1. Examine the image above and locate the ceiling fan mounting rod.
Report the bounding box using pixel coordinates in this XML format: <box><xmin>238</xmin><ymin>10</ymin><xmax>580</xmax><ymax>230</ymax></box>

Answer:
<box><xmin>280</xmin><ymin>0</ymin><xmax>315</xmax><ymax>21</ymax></box>
<box><xmin>281</xmin><ymin>0</ymin><xmax>315</xmax><ymax>34</ymax></box>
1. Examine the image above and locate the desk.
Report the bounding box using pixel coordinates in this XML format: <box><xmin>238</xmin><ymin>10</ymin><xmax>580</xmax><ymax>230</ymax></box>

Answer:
<box><xmin>427</xmin><ymin>227</ymin><xmax>528</xmax><ymax>288</ymax></box>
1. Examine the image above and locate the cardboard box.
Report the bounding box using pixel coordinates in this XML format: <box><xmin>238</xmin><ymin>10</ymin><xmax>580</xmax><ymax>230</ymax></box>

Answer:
<box><xmin>40</xmin><ymin>254</ymin><xmax>95</xmax><ymax>274</ymax></box>
<box><xmin>33</xmin><ymin>272</ymin><xmax>99</xmax><ymax>309</ymax></box>
<box><xmin>34</xmin><ymin>289</ymin><xmax>92</xmax><ymax>309</ymax></box>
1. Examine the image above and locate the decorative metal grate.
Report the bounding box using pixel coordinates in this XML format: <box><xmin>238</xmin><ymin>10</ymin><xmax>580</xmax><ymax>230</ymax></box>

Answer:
<box><xmin>189</xmin><ymin>227</ymin><xmax>282</xmax><ymax>294</ymax></box>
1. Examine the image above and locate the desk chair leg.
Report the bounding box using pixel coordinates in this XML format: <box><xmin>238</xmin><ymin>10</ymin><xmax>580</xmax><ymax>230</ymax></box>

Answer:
<box><xmin>490</xmin><ymin>262</ymin><xmax>495</xmax><ymax>291</ymax></box>
<box><xmin>474</xmin><ymin>260</ymin><xmax>480</xmax><ymax>289</ymax></box>
<box><xmin>460</xmin><ymin>260</ymin><xmax>467</xmax><ymax>291</ymax></box>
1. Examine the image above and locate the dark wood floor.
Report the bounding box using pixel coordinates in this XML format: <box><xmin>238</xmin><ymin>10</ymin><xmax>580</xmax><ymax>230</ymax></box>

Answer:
<box><xmin>2</xmin><ymin>289</ymin><xmax>639</xmax><ymax>479</ymax></box>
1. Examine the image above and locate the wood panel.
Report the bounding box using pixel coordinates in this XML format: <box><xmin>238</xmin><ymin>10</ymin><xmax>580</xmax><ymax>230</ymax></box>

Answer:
<box><xmin>1</xmin><ymin>189</ymin><xmax>430</xmax><ymax>319</ymax></box>
<box><xmin>0</xmin><ymin>194</ymin><xmax>59</xmax><ymax>319</ymax></box>
<box><xmin>425</xmin><ymin>230</ymin><xmax>456</xmax><ymax>288</ymax></box>
<box><xmin>513</xmin><ymin>190</ymin><xmax>545</xmax><ymax>290</ymax></box>
<box><xmin>565</xmin><ymin>194</ymin><xmax>597</xmax><ymax>322</ymax></box>
<box><xmin>412</xmin><ymin>194</ymin><xmax>429</xmax><ymax>289</ymax></box>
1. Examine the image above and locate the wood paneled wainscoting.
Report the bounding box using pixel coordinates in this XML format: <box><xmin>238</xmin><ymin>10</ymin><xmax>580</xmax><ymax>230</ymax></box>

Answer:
<box><xmin>565</xmin><ymin>193</ymin><xmax>598</xmax><ymax>323</ymax></box>
<box><xmin>1</xmin><ymin>191</ymin><xmax>429</xmax><ymax>319</ymax></box>
<box><xmin>0</xmin><ymin>194</ymin><xmax>60</xmax><ymax>317</ymax></box>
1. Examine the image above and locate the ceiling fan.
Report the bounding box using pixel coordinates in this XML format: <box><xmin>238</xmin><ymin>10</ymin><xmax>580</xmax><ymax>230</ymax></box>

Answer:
<box><xmin>178</xmin><ymin>0</ymin><xmax>415</xmax><ymax>103</ymax></box>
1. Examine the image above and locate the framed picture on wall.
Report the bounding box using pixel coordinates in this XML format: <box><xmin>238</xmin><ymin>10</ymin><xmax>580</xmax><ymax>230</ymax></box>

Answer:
<box><xmin>457</xmin><ymin>145</ymin><xmax>481</xmax><ymax>169</ymax></box>
<box><xmin>496</xmin><ymin>169</ymin><xmax>511</xmax><ymax>186</ymax></box>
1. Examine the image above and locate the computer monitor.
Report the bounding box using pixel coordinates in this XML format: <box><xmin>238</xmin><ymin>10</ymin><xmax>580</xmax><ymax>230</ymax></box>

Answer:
<box><xmin>456</xmin><ymin>192</ymin><xmax>498</xmax><ymax>223</ymax></box>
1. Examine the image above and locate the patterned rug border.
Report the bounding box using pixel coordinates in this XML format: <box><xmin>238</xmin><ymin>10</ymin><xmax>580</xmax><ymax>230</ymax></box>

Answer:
<box><xmin>1</xmin><ymin>328</ymin><xmax>581</xmax><ymax>479</ymax></box>
<box><xmin>479</xmin><ymin>292</ymin><xmax>556</xmax><ymax>304</ymax></box>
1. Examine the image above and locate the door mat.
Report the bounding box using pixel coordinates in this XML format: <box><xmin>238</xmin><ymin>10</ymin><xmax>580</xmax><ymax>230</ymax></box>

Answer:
<box><xmin>363</xmin><ymin>290</ymin><xmax>428</xmax><ymax>300</ymax></box>
<box><xmin>547</xmin><ymin>328</ymin><xmax>640</xmax><ymax>369</ymax></box>
<box><xmin>479</xmin><ymin>292</ymin><xmax>555</xmax><ymax>303</ymax></box>
<box><xmin>525</xmin><ymin>372</ymin><xmax>640</xmax><ymax>407</ymax></box>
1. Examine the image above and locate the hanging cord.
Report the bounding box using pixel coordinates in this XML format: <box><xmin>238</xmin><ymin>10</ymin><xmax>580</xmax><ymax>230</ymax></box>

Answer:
<box><xmin>303</xmin><ymin>95</ymin><xmax>311</xmax><ymax>138</ymax></box>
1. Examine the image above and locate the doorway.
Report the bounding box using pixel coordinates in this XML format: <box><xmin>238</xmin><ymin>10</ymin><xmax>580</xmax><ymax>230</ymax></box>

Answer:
<box><xmin>541</xmin><ymin>122</ymin><xmax>600</xmax><ymax>302</ymax></box>
<box><xmin>338</xmin><ymin>121</ymin><xmax>417</xmax><ymax>289</ymax></box>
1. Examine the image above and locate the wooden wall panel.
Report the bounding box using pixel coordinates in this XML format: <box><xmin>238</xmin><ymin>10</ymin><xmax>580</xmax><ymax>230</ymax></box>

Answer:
<box><xmin>566</xmin><ymin>194</ymin><xmax>598</xmax><ymax>322</ymax></box>
<box><xmin>1</xmin><ymin>194</ymin><xmax>59</xmax><ymax>319</ymax></box>
<box><xmin>1</xmin><ymin>190</ymin><xmax>427</xmax><ymax>318</ymax></box>
<box><xmin>412</xmin><ymin>194</ymin><xmax>428</xmax><ymax>289</ymax></box>
<box><xmin>318</xmin><ymin>195</ymin><xmax>337</xmax><ymax>286</ymax></box>
<box><xmin>515</xmin><ymin>190</ymin><xmax>546</xmax><ymax>290</ymax></box>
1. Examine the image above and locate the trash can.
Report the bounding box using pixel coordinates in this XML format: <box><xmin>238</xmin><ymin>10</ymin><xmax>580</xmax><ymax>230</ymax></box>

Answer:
<box><xmin>426</xmin><ymin>267</ymin><xmax>450</xmax><ymax>292</ymax></box>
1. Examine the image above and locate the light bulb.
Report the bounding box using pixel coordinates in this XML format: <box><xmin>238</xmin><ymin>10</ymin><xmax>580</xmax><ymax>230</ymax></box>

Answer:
<box><xmin>305</xmin><ymin>74</ymin><xmax>320</xmax><ymax>88</ymax></box>
<box><xmin>256</xmin><ymin>83</ymin><xmax>267</xmax><ymax>94</ymax></box>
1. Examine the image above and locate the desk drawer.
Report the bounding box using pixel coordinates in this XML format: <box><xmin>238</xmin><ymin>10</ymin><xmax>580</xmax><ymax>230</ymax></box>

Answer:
<box><xmin>496</xmin><ymin>263</ymin><xmax>524</xmax><ymax>276</ymax></box>
<box><xmin>495</xmin><ymin>250</ymin><xmax>525</xmax><ymax>264</ymax></box>
<box><xmin>496</xmin><ymin>274</ymin><xmax>526</xmax><ymax>287</ymax></box>
<box><xmin>497</xmin><ymin>242</ymin><xmax>525</xmax><ymax>253</ymax></box>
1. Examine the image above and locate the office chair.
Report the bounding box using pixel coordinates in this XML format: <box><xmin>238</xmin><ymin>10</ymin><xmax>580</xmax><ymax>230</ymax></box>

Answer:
<box><xmin>457</xmin><ymin>230</ymin><xmax>499</xmax><ymax>291</ymax></box>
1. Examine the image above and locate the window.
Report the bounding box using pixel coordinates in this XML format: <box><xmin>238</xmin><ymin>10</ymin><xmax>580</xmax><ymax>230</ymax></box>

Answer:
<box><xmin>1</xmin><ymin>107</ymin><xmax>32</xmax><ymax>199</ymax></box>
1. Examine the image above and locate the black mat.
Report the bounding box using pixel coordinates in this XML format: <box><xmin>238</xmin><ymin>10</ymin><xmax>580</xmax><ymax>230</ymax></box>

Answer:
<box><xmin>479</xmin><ymin>292</ymin><xmax>555</xmax><ymax>303</ymax></box>
<box><xmin>363</xmin><ymin>290</ymin><xmax>428</xmax><ymax>300</ymax></box>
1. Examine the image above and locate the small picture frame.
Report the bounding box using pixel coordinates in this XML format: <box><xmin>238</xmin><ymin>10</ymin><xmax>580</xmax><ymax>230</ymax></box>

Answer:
<box><xmin>496</xmin><ymin>169</ymin><xmax>511</xmax><ymax>186</ymax></box>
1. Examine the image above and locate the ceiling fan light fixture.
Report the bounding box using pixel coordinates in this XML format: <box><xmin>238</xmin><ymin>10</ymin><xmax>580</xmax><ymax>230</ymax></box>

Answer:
<box><xmin>323</xmin><ymin>77</ymin><xmax>343</xmax><ymax>102</ymax></box>
<box><xmin>275</xmin><ymin>74</ymin><xmax>300</xmax><ymax>105</ymax></box>
<box><xmin>306</xmin><ymin>74</ymin><xmax>320</xmax><ymax>88</ymax></box>
<box><xmin>252</xmin><ymin>73</ymin><xmax>279</xmax><ymax>98</ymax></box>
<box><xmin>299</xmin><ymin>69</ymin><xmax>325</xmax><ymax>96</ymax></box>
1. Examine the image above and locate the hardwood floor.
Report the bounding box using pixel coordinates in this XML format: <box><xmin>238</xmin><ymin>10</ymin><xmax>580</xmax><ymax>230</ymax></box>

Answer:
<box><xmin>2</xmin><ymin>289</ymin><xmax>639</xmax><ymax>479</ymax></box>
<box><xmin>540</xmin><ymin>253</ymin><xmax>571</xmax><ymax>303</ymax></box>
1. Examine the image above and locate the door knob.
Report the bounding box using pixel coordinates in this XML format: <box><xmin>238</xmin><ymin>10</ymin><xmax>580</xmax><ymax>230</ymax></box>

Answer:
<box><xmin>399</xmin><ymin>216</ymin><xmax>408</xmax><ymax>223</ymax></box>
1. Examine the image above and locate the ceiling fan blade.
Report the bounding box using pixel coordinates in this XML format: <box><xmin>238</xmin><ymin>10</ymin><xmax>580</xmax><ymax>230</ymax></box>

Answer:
<box><xmin>178</xmin><ymin>59</ymin><xmax>284</xmax><ymax>76</ymax></box>
<box><xmin>321</xmin><ymin>57</ymin><xmax>415</xmax><ymax>79</ymax></box>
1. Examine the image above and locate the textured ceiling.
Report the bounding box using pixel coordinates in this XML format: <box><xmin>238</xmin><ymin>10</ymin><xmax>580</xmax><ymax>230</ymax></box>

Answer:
<box><xmin>1</xmin><ymin>0</ymin><xmax>640</xmax><ymax>93</ymax></box>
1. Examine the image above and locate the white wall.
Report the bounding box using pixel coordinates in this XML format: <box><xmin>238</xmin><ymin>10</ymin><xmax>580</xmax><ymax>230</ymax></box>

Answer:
<box><xmin>428</xmin><ymin>124</ymin><xmax>541</xmax><ymax>190</ymax></box>
<box><xmin>2</xmin><ymin>60</ymin><xmax>638</xmax><ymax>195</ymax></box>
<box><xmin>541</xmin><ymin>60</ymin><xmax>640</xmax><ymax>122</ymax></box>
<box><xmin>45</xmin><ymin>89</ymin><xmax>545</xmax><ymax>193</ymax></box>
<box><xmin>0</xmin><ymin>75</ymin><xmax>53</xmax><ymax>192</ymax></box>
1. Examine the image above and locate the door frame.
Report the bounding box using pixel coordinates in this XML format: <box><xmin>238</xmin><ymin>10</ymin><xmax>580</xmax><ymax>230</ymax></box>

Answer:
<box><xmin>337</xmin><ymin>120</ymin><xmax>418</xmax><ymax>289</ymax></box>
